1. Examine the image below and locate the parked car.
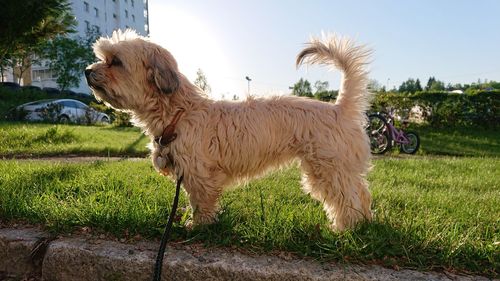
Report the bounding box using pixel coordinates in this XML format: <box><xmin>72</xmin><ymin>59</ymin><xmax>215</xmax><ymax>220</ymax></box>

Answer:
<box><xmin>13</xmin><ymin>99</ymin><xmax>110</xmax><ymax>124</ymax></box>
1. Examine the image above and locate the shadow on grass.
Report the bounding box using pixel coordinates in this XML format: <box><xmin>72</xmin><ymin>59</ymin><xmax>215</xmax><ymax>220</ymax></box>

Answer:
<box><xmin>411</xmin><ymin>125</ymin><xmax>500</xmax><ymax>157</ymax></box>
<box><xmin>124</xmin><ymin>134</ymin><xmax>147</xmax><ymax>153</ymax></box>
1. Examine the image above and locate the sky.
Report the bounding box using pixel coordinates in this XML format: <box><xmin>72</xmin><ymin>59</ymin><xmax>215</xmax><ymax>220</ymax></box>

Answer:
<box><xmin>148</xmin><ymin>0</ymin><xmax>500</xmax><ymax>99</ymax></box>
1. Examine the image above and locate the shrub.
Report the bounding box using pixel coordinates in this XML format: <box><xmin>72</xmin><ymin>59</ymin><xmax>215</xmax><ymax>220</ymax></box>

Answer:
<box><xmin>39</xmin><ymin>102</ymin><xmax>63</xmax><ymax>122</ymax></box>
<box><xmin>89</xmin><ymin>101</ymin><xmax>132</xmax><ymax>127</ymax></box>
<box><xmin>34</xmin><ymin>126</ymin><xmax>79</xmax><ymax>144</ymax></box>
<box><xmin>112</xmin><ymin>111</ymin><xmax>132</xmax><ymax>127</ymax></box>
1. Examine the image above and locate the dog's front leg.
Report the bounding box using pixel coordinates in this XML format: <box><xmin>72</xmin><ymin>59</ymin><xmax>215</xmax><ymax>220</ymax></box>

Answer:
<box><xmin>183</xmin><ymin>174</ymin><xmax>224</xmax><ymax>227</ymax></box>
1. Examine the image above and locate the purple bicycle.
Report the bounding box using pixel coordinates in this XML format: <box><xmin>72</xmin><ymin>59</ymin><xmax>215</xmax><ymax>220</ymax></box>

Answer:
<box><xmin>366</xmin><ymin>111</ymin><xmax>420</xmax><ymax>154</ymax></box>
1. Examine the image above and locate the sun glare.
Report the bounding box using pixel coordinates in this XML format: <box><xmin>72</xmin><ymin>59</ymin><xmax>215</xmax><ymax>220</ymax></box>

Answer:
<box><xmin>149</xmin><ymin>5</ymin><xmax>241</xmax><ymax>99</ymax></box>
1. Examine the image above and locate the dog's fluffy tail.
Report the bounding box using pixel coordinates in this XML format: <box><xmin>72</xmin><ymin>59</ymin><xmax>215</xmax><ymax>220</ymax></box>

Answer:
<box><xmin>296</xmin><ymin>34</ymin><xmax>372</xmax><ymax>119</ymax></box>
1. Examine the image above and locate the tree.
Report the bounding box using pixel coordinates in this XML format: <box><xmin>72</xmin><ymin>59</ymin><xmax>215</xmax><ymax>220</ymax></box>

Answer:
<box><xmin>9</xmin><ymin>42</ymin><xmax>45</xmax><ymax>84</ymax></box>
<box><xmin>488</xmin><ymin>81</ymin><xmax>500</xmax><ymax>89</ymax></box>
<box><xmin>0</xmin><ymin>0</ymin><xmax>76</xmax><ymax>82</ymax></box>
<box><xmin>415</xmin><ymin>79</ymin><xmax>423</xmax><ymax>92</ymax></box>
<box><xmin>425</xmin><ymin>77</ymin><xmax>436</xmax><ymax>91</ymax></box>
<box><xmin>367</xmin><ymin>79</ymin><xmax>382</xmax><ymax>92</ymax></box>
<box><xmin>292</xmin><ymin>78</ymin><xmax>313</xmax><ymax>97</ymax></box>
<box><xmin>42</xmin><ymin>28</ymin><xmax>100</xmax><ymax>91</ymax></box>
<box><xmin>312</xmin><ymin>80</ymin><xmax>336</xmax><ymax>101</ymax></box>
<box><xmin>194</xmin><ymin>68</ymin><xmax>211</xmax><ymax>94</ymax></box>
<box><xmin>314</xmin><ymin>80</ymin><xmax>329</xmax><ymax>93</ymax></box>
<box><xmin>398</xmin><ymin>78</ymin><xmax>421</xmax><ymax>94</ymax></box>
<box><xmin>425</xmin><ymin>77</ymin><xmax>445</xmax><ymax>91</ymax></box>
<box><xmin>429</xmin><ymin>80</ymin><xmax>445</xmax><ymax>91</ymax></box>
<box><xmin>314</xmin><ymin>90</ymin><xmax>338</xmax><ymax>102</ymax></box>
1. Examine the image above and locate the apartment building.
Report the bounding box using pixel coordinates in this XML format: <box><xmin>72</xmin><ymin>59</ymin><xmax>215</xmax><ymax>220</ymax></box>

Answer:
<box><xmin>29</xmin><ymin>0</ymin><xmax>149</xmax><ymax>93</ymax></box>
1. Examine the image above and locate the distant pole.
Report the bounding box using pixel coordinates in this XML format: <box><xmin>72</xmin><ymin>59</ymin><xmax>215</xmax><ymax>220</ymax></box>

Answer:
<box><xmin>245</xmin><ymin>76</ymin><xmax>252</xmax><ymax>95</ymax></box>
<box><xmin>386</xmin><ymin>78</ymin><xmax>390</xmax><ymax>90</ymax></box>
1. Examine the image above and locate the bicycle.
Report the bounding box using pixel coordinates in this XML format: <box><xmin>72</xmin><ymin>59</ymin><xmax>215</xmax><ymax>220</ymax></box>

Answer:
<box><xmin>366</xmin><ymin>111</ymin><xmax>420</xmax><ymax>154</ymax></box>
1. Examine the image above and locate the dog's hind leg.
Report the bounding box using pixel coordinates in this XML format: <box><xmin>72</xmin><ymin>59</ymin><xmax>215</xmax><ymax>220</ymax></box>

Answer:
<box><xmin>300</xmin><ymin>159</ymin><xmax>372</xmax><ymax>231</ymax></box>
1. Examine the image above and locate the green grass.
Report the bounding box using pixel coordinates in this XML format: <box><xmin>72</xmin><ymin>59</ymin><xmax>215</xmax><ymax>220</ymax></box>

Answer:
<box><xmin>1</xmin><ymin>122</ymin><xmax>498</xmax><ymax>158</ymax></box>
<box><xmin>0</xmin><ymin>157</ymin><xmax>498</xmax><ymax>277</ymax></box>
<box><xmin>0</xmin><ymin>122</ymin><xmax>149</xmax><ymax>157</ymax></box>
<box><xmin>0</xmin><ymin>121</ymin><xmax>498</xmax><ymax>276</ymax></box>
<box><xmin>415</xmin><ymin>125</ymin><xmax>500</xmax><ymax>157</ymax></box>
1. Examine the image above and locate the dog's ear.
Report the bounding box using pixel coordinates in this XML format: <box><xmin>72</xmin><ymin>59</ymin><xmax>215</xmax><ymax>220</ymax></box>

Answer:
<box><xmin>147</xmin><ymin>49</ymin><xmax>180</xmax><ymax>95</ymax></box>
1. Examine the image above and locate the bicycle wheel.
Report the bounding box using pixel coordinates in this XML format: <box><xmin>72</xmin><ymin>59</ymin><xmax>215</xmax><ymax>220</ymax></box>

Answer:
<box><xmin>366</xmin><ymin>114</ymin><xmax>391</xmax><ymax>154</ymax></box>
<box><xmin>400</xmin><ymin>131</ymin><xmax>420</xmax><ymax>154</ymax></box>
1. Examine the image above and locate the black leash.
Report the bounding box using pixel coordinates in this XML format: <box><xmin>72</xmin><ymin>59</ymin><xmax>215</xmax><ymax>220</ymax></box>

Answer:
<box><xmin>152</xmin><ymin>175</ymin><xmax>183</xmax><ymax>281</ymax></box>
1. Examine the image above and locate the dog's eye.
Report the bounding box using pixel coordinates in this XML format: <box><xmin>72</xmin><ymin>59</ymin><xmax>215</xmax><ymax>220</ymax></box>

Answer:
<box><xmin>110</xmin><ymin>56</ymin><xmax>122</xmax><ymax>67</ymax></box>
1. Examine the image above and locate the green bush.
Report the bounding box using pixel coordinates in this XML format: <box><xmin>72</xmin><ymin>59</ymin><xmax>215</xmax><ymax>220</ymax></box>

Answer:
<box><xmin>112</xmin><ymin>111</ymin><xmax>132</xmax><ymax>127</ymax></box>
<box><xmin>372</xmin><ymin>90</ymin><xmax>499</xmax><ymax>128</ymax></box>
<box><xmin>39</xmin><ymin>102</ymin><xmax>63</xmax><ymax>122</ymax></box>
<box><xmin>89</xmin><ymin>101</ymin><xmax>132</xmax><ymax>127</ymax></box>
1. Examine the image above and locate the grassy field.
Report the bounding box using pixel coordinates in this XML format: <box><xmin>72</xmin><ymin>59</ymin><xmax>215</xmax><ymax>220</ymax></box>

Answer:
<box><xmin>0</xmin><ymin>121</ymin><xmax>499</xmax><ymax>276</ymax></box>
<box><xmin>415</xmin><ymin>125</ymin><xmax>500</xmax><ymax>157</ymax></box>
<box><xmin>0</xmin><ymin>122</ymin><xmax>149</xmax><ymax>157</ymax></box>
<box><xmin>1</xmin><ymin>122</ymin><xmax>498</xmax><ymax>158</ymax></box>
<box><xmin>0</xmin><ymin>157</ymin><xmax>498</xmax><ymax>276</ymax></box>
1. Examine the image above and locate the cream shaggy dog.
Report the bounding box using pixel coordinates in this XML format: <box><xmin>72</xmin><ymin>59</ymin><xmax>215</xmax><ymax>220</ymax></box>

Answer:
<box><xmin>85</xmin><ymin>30</ymin><xmax>373</xmax><ymax>231</ymax></box>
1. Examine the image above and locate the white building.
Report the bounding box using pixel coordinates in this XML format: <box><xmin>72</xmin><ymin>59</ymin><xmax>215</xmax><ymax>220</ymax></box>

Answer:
<box><xmin>30</xmin><ymin>0</ymin><xmax>149</xmax><ymax>93</ymax></box>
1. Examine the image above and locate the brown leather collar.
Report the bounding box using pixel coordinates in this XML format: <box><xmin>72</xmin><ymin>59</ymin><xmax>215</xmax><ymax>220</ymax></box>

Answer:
<box><xmin>154</xmin><ymin>109</ymin><xmax>185</xmax><ymax>147</ymax></box>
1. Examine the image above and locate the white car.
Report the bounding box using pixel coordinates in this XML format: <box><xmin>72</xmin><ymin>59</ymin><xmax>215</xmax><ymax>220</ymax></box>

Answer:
<box><xmin>15</xmin><ymin>99</ymin><xmax>110</xmax><ymax>124</ymax></box>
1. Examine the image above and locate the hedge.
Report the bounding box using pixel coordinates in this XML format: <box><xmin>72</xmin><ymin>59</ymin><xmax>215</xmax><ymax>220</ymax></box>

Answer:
<box><xmin>371</xmin><ymin>90</ymin><xmax>499</xmax><ymax>128</ymax></box>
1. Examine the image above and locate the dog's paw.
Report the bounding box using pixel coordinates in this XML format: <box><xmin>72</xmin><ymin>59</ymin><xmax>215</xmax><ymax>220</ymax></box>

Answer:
<box><xmin>192</xmin><ymin>212</ymin><xmax>218</xmax><ymax>226</ymax></box>
<box><xmin>184</xmin><ymin>219</ymin><xmax>194</xmax><ymax>231</ymax></box>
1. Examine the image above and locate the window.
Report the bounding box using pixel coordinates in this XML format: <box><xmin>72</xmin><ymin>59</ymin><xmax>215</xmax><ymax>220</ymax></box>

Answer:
<box><xmin>74</xmin><ymin>101</ymin><xmax>88</xmax><ymax>109</ymax></box>
<box><xmin>132</xmin><ymin>14</ymin><xmax>135</xmax><ymax>22</ymax></box>
<box><xmin>84</xmin><ymin>1</ymin><xmax>89</xmax><ymax>12</ymax></box>
<box><xmin>32</xmin><ymin>69</ymin><xmax>56</xmax><ymax>81</ymax></box>
<box><xmin>125</xmin><ymin>10</ymin><xmax>128</xmax><ymax>18</ymax></box>
<box><xmin>113</xmin><ymin>13</ymin><xmax>117</xmax><ymax>19</ymax></box>
<box><xmin>93</xmin><ymin>25</ymin><xmax>100</xmax><ymax>34</ymax></box>
<box><xmin>84</xmin><ymin>20</ymin><xmax>90</xmax><ymax>31</ymax></box>
<box><xmin>59</xmin><ymin>101</ymin><xmax>76</xmax><ymax>108</ymax></box>
<box><xmin>131</xmin><ymin>0</ymin><xmax>134</xmax><ymax>7</ymax></box>
<box><xmin>94</xmin><ymin>7</ymin><xmax>99</xmax><ymax>17</ymax></box>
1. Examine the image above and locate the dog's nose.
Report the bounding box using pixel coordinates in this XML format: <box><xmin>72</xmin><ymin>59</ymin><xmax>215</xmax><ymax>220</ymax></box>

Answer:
<box><xmin>85</xmin><ymin>68</ymin><xmax>92</xmax><ymax>79</ymax></box>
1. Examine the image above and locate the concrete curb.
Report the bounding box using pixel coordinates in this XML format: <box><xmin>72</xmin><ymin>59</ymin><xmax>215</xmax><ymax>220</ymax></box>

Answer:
<box><xmin>0</xmin><ymin>227</ymin><xmax>494</xmax><ymax>281</ymax></box>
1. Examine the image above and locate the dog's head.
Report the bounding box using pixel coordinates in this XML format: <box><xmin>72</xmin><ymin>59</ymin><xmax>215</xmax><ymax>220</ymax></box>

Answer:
<box><xmin>85</xmin><ymin>29</ymin><xmax>180</xmax><ymax>110</ymax></box>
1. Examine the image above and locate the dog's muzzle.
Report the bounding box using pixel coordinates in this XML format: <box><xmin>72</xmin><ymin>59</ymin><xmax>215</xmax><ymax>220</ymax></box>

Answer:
<box><xmin>84</xmin><ymin>68</ymin><xmax>92</xmax><ymax>79</ymax></box>
<box><xmin>84</xmin><ymin>68</ymin><xmax>96</xmax><ymax>87</ymax></box>
<box><xmin>85</xmin><ymin>69</ymin><xmax>104</xmax><ymax>94</ymax></box>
